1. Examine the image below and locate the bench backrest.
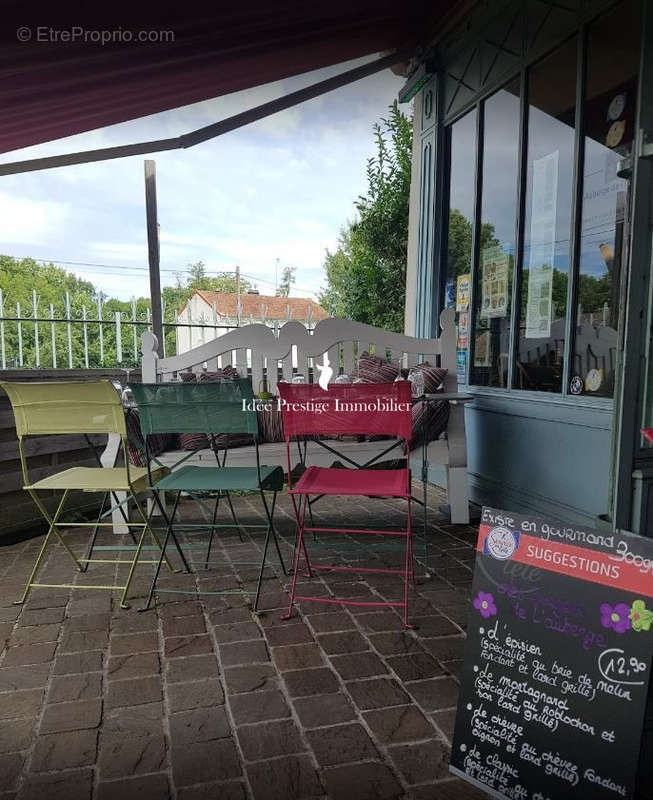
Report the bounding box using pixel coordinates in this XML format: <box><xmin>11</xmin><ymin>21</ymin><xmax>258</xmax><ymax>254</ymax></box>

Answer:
<box><xmin>141</xmin><ymin>310</ymin><xmax>457</xmax><ymax>395</ymax></box>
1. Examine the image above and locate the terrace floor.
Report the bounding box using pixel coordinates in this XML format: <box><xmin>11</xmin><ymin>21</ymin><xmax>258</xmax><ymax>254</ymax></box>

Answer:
<box><xmin>0</xmin><ymin>482</ymin><xmax>487</xmax><ymax>800</ymax></box>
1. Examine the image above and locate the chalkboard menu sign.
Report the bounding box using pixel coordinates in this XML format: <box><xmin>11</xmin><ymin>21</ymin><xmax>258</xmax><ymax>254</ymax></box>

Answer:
<box><xmin>451</xmin><ymin>507</ymin><xmax>653</xmax><ymax>800</ymax></box>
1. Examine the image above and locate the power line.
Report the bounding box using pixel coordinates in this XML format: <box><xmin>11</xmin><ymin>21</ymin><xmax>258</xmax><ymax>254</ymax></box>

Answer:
<box><xmin>1</xmin><ymin>254</ymin><xmax>321</xmax><ymax>296</ymax></box>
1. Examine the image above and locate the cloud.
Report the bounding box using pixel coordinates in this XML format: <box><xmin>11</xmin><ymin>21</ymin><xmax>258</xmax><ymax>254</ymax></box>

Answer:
<box><xmin>0</xmin><ymin>57</ymin><xmax>404</xmax><ymax>301</ymax></box>
<box><xmin>0</xmin><ymin>190</ymin><xmax>70</xmax><ymax>245</ymax></box>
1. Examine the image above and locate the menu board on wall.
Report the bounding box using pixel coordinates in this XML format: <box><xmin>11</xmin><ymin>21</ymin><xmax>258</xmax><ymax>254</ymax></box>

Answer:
<box><xmin>451</xmin><ymin>507</ymin><xmax>653</xmax><ymax>800</ymax></box>
<box><xmin>525</xmin><ymin>151</ymin><xmax>558</xmax><ymax>339</ymax></box>
<box><xmin>480</xmin><ymin>247</ymin><xmax>509</xmax><ymax>319</ymax></box>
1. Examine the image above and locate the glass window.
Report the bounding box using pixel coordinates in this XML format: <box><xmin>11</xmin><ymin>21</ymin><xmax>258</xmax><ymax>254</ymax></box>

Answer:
<box><xmin>443</xmin><ymin>109</ymin><xmax>477</xmax><ymax>381</ymax></box>
<box><xmin>514</xmin><ymin>39</ymin><xmax>577</xmax><ymax>393</ymax></box>
<box><xmin>572</xmin><ymin>1</ymin><xmax>640</xmax><ymax>398</ymax></box>
<box><xmin>470</xmin><ymin>78</ymin><xmax>521</xmax><ymax>387</ymax></box>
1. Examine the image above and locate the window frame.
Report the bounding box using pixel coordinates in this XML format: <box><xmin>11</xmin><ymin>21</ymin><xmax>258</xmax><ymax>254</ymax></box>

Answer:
<box><xmin>439</xmin><ymin>19</ymin><xmax>639</xmax><ymax>404</ymax></box>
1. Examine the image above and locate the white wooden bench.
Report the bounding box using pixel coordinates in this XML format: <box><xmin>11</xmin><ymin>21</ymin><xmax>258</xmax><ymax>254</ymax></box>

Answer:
<box><xmin>139</xmin><ymin>310</ymin><xmax>471</xmax><ymax>524</ymax></box>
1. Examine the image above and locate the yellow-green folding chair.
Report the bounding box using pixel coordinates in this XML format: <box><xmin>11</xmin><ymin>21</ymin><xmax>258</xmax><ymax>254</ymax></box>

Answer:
<box><xmin>1</xmin><ymin>380</ymin><xmax>174</xmax><ymax>608</ymax></box>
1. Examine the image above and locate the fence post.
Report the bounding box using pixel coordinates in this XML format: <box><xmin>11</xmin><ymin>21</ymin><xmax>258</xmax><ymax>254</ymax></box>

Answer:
<box><xmin>82</xmin><ymin>305</ymin><xmax>89</xmax><ymax>368</ymax></box>
<box><xmin>32</xmin><ymin>289</ymin><xmax>40</xmax><ymax>368</ymax></box>
<box><xmin>175</xmin><ymin>308</ymin><xmax>179</xmax><ymax>358</ymax></box>
<box><xmin>97</xmin><ymin>296</ymin><xmax>104</xmax><ymax>364</ymax></box>
<box><xmin>115</xmin><ymin>311</ymin><xmax>122</xmax><ymax>363</ymax></box>
<box><xmin>16</xmin><ymin>302</ymin><xmax>23</xmax><ymax>366</ymax></box>
<box><xmin>159</xmin><ymin>297</ymin><xmax>165</xmax><ymax>358</ymax></box>
<box><xmin>0</xmin><ymin>289</ymin><xmax>5</xmax><ymax>369</ymax></box>
<box><xmin>65</xmin><ymin>292</ymin><xmax>73</xmax><ymax>368</ymax></box>
<box><xmin>131</xmin><ymin>296</ymin><xmax>138</xmax><ymax>363</ymax></box>
<box><xmin>50</xmin><ymin>304</ymin><xmax>57</xmax><ymax>368</ymax></box>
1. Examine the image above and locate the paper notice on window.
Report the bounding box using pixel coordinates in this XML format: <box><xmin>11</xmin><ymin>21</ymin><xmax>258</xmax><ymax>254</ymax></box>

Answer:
<box><xmin>480</xmin><ymin>246</ymin><xmax>509</xmax><ymax>319</ymax></box>
<box><xmin>525</xmin><ymin>151</ymin><xmax>558</xmax><ymax>339</ymax></box>
<box><xmin>456</xmin><ymin>274</ymin><xmax>471</xmax><ymax>312</ymax></box>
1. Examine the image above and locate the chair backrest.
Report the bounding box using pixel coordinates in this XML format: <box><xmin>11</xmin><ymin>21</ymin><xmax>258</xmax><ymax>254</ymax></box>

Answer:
<box><xmin>129</xmin><ymin>379</ymin><xmax>258</xmax><ymax>437</ymax></box>
<box><xmin>277</xmin><ymin>381</ymin><xmax>412</xmax><ymax>442</ymax></box>
<box><xmin>1</xmin><ymin>380</ymin><xmax>126</xmax><ymax>437</ymax></box>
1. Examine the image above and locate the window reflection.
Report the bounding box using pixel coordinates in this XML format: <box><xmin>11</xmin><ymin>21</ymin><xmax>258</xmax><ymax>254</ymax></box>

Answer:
<box><xmin>572</xmin><ymin>0</ymin><xmax>640</xmax><ymax>398</ymax></box>
<box><xmin>514</xmin><ymin>39</ymin><xmax>576</xmax><ymax>393</ymax></box>
<box><xmin>443</xmin><ymin>110</ymin><xmax>477</xmax><ymax>381</ymax></box>
<box><xmin>470</xmin><ymin>79</ymin><xmax>520</xmax><ymax>387</ymax></box>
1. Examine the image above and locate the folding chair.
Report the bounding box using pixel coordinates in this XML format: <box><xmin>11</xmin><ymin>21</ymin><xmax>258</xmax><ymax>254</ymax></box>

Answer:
<box><xmin>278</xmin><ymin>380</ymin><xmax>415</xmax><ymax>626</ymax></box>
<box><xmin>1</xmin><ymin>380</ymin><xmax>173</xmax><ymax>609</ymax></box>
<box><xmin>128</xmin><ymin>379</ymin><xmax>286</xmax><ymax>612</ymax></box>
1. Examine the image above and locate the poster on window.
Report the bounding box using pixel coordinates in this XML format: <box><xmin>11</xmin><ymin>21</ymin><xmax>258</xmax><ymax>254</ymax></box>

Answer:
<box><xmin>525</xmin><ymin>151</ymin><xmax>558</xmax><ymax>339</ymax></box>
<box><xmin>456</xmin><ymin>274</ymin><xmax>471</xmax><ymax>312</ymax></box>
<box><xmin>445</xmin><ymin>278</ymin><xmax>456</xmax><ymax>309</ymax></box>
<box><xmin>480</xmin><ymin>247</ymin><xmax>509</xmax><ymax>319</ymax></box>
<box><xmin>457</xmin><ymin>311</ymin><xmax>469</xmax><ymax>350</ymax></box>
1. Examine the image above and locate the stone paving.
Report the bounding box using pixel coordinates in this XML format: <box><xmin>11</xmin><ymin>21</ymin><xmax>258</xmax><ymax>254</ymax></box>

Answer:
<box><xmin>0</xmin><ymin>482</ymin><xmax>488</xmax><ymax>800</ymax></box>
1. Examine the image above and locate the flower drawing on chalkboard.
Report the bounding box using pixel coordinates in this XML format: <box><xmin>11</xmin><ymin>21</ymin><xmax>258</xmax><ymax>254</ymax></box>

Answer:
<box><xmin>629</xmin><ymin>600</ymin><xmax>653</xmax><ymax>633</ymax></box>
<box><xmin>600</xmin><ymin>602</ymin><xmax>631</xmax><ymax>634</ymax></box>
<box><xmin>473</xmin><ymin>591</ymin><xmax>497</xmax><ymax>619</ymax></box>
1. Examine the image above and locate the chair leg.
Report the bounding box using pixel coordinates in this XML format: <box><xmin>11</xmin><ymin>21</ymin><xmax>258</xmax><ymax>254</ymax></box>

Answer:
<box><xmin>253</xmin><ymin>490</ymin><xmax>284</xmax><ymax>613</ymax></box>
<box><xmin>82</xmin><ymin>492</ymin><xmax>109</xmax><ymax>572</ymax></box>
<box><xmin>204</xmin><ymin>492</ymin><xmax>222</xmax><ymax>569</ymax></box>
<box><xmin>224</xmin><ymin>491</ymin><xmax>246</xmax><ymax>542</ymax></box>
<box><xmin>282</xmin><ymin>496</ymin><xmax>308</xmax><ymax>621</ymax></box>
<box><xmin>151</xmin><ymin>490</ymin><xmax>189</xmax><ymax>573</ymax></box>
<box><xmin>290</xmin><ymin>494</ymin><xmax>312</xmax><ymax>579</ymax></box>
<box><xmin>27</xmin><ymin>489</ymin><xmax>82</xmax><ymax>571</ymax></box>
<box><xmin>422</xmin><ymin>471</ymin><xmax>430</xmax><ymax>576</ymax></box>
<box><xmin>109</xmin><ymin>490</ymin><xmax>138</xmax><ymax>544</ymax></box>
<box><xmin>260</xmin><ymin>489</ymin><xmax>286</xmax><ymax>574</ymax></box>
<box><xmin>17</xmin><ymin>490</ymin><xmax>71</xmax><ymax>605</ymax></box>
<box><xmin>139</xmin><ymin>497</ymin><xmax>180</xmax><ymax>612</ymax></box>
<box><xmin>299</xmin><ymin>496</ymin><xmax>312</xmax><ymax>578</ymax></box>
<box><xmin>402</xmin><ymin>497</ymin><xmax>413</xmax><ymax>629</ymax></box>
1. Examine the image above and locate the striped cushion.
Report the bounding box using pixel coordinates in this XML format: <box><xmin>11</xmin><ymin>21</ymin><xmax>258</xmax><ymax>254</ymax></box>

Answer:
<box><xmin>410</xmin><ymin>399</ymin><xmax>449</xmax><ymax>448</ymax></box>
<box><xmin>257</xmin><ymin>407</ymin><xmax>284</xmax><ymax>443</ymax></box>
<box><xmin>178</xmin><ymin>367</ymin><xmax>244</xmax><ymax>450</ymax></box>
<box><xmin>410</xmin><ymin>363</ymin><xmax>447</xmax><ymax>393</ymax></box>
<box><xmin>356</xmin><ymin>352</ymin><xmax>400</xmax><ymax>383</ymax></box>
<box><xmin>125</xmin><ymin>408</ymin><xmax>175</xmax><ymax>467</ymax></box>
<box><xmin>181</xmin><ymin>366</ymin><xmax>240</xmax><ymax>382</ymax></box>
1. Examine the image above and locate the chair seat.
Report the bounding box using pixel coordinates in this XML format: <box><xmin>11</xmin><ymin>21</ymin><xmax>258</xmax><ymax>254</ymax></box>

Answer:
<box><xmin>290</xmin><ymin>466</ymin><xmax>410</xmax><ymax>498</ymax></box>
<box><xmin>27</xmin><ymin>466</ymin><xmax>168</xmax><ymax>493</ymax></box>
<box><xmin>151</xmin><ymin>464</ymin><xmax>284</xmax><ymax>493</ymax></box>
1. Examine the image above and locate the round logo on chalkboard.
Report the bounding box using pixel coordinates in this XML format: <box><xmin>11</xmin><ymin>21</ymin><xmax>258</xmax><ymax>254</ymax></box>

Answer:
<box><xmin>484</xmin><ymin>526</ymin><xmax>520</xmax><ymax>560</ymax></box>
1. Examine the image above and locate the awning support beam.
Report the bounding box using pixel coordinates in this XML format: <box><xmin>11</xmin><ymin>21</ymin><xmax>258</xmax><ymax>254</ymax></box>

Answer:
<box><xmin>0</xmin><ymin>49</ymin><xmax>409</xmax><ymax>176</ymax></box>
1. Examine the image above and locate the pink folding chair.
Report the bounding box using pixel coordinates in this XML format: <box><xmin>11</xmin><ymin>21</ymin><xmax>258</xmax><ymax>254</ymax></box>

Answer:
<box><xmin>278</xmin><ymin>381</ymin><xmax>415</xmax><ymax>626</ymax></box>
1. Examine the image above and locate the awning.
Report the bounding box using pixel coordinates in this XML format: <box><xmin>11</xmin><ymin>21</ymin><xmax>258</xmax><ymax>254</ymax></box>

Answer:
<box><xmin>0</xmin><ymin>0</ymin><xmax>465</xmax><ymax>156</ymax></box>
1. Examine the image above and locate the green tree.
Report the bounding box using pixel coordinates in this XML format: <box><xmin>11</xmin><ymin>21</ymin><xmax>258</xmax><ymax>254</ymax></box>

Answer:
<box><xmin>160</xmin><ymin>261</ymin><xmax>251</xmax><ymax>356</ymax></box>
<box><xmin>445</xmin><ymin>210</ymin><xmax>499</xmax><ymax>279</ymax></box>
<box><xmin>320</xmin><ymin>103</ymin><xmax>412</xmax><ymax>332</ymax></box>
<box><xmin>0</xmin><ymin>256</ymin><xmax>252</xmax><ymax>368</ymax></box>
<box><xmin>276</xmin><ymin>266</ymin><xmax>296</xmax><ymax>298</ymax></box>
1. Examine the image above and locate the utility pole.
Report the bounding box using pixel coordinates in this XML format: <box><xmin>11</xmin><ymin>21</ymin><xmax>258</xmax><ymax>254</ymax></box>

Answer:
<box><xmin>275</xmin><ymin>258</ymin><xmax>279</xmax><ymax>295</ymax></box>
<box><xmin>144</xmin><ymin>160</ymin><xmax>163</xmax><ymax>353</ymax></box>
<box><xmin>236</xmin><ymin>265</ymin><xmax>242</xmax><ymax>326</ymax></box>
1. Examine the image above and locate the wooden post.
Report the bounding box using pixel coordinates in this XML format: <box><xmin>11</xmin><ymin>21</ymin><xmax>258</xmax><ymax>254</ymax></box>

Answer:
<box><xmin>144</xmin><ymin>160</ymin><xmax>163</xmax><ymax>354</ymax></box>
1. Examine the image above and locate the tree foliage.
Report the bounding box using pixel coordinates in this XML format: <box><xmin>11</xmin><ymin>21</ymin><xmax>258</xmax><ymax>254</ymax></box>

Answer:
<box><xmin>0</xmin><ymin>256</ymin><xmax>248</xmax><ymax>368</ymax></box>
<box><xmin>276</xmin><ymin>266</ymin><xmax>296</xmax><ymax>298</ymax></box>
<box><xmin>320</xmin><ymin>103</ymin><xmax>412</xmax><ymax>332</ymax></box>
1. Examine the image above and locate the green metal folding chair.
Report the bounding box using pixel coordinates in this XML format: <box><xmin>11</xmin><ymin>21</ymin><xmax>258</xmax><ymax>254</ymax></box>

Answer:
<box><xmin>1</xmin><ymin>380</ymin><xmax>174</xmax><ymax>609</ymax></box>
<box><xmin>128</xmin><ymin>379</ymin><xmax>286</xmax><ymax>611</ymax></box>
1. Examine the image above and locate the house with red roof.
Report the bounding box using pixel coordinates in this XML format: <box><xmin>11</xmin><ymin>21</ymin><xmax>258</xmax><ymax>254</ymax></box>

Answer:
<box><xmin>175</xmin><ymin>289</ymin><xmax>328</xmax><ymax>354</ymax></box>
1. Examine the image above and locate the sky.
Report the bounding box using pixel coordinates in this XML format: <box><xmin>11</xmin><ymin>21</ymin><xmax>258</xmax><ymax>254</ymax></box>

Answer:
<box><xmin>0</xmin><ymin>56</ymin><xmax>404</xmax><ymax>302</ymax></box>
